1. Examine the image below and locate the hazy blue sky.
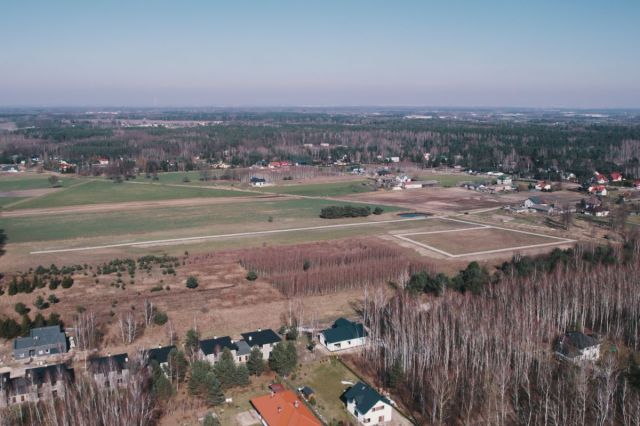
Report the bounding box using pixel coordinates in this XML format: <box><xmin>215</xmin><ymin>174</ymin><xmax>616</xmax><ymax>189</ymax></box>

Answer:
<box><xmin>1</xmin><ymin>1</ymin><xmax>638</xmax><ymax>107</ymax></box>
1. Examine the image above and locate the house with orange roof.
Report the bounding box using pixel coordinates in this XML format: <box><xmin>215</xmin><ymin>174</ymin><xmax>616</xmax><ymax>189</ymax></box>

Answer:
<box><xmin>251</xmin><ymin>390</ymin><xmax>321</xmax><ymax>426</ymax></box>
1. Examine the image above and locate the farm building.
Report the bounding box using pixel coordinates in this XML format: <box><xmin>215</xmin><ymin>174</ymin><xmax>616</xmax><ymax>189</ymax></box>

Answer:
<box><xmin>251</xmin><ymin>389</ymin><xmax>321</xmax><ymax>426</ymax></box>
<box><xmin>13</xmin><ymin>326</ymin><xmax>67</xmax><ymax>360</ymax></box>
<box><xmin>555</xmin><ymin>331</ymin><xmax>600</xmax><ymax>362</ymax></box>
<box><xmin>319</xmin><ymin>318</ymin><xmax>367</xmax><ymax>352</ymax></box>
<box><xmin>342</xmin><ymin>381</ymin><xmax>393</xmax><ymax>425</ymax></box>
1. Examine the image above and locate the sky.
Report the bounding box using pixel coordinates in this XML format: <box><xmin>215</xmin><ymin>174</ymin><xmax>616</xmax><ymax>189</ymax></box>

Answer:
<box><xmin>1</xmin><ymin>0</ymin><xmax>639</xmax><ymax>108</ymax></box>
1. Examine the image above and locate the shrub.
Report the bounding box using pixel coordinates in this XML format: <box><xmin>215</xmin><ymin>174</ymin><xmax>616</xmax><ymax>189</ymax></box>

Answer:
<box><xmin>61</xmin><ymin>276</ymin><xmax>74</xmax><ymax>289</ymax></box>
<box><xmin>373</xmin><ymin>207</ymin><xmax>384</xmax><ymax>215</ymax></box>
<box><xmin>154</xmin><ymin>310</ymin><xmax>169</xmax><ymax>326</ymax></box>
<box><xmin>14</xmin><ymin>302</ymin><xmax>29</xmax><ymax>315</ymax></box>
<box><xmin>246</xmin><ymin>271</ymin><xmax>258</xmax><ymax>281</ymax></box>
<box><xmin>319</xmin><ymin>205</ymin><xmax>371</xmax><ymax>219</ymax></box>
<box><xmin>186</xmin><ymin>276</ymin><xmax>199</xmax><ymax>289</ymax></box>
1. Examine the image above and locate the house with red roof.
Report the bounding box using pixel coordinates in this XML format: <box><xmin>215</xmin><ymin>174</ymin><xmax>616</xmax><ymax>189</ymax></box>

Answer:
<box><xmin>610</xmin><ymin>172</ymin><xmax>623</xmax><ymax>182</ymax></box>
<box><xmin>251</xmin><ymin>390</ymin><xmax>321</xmax><ymax>426</ymax></box>
<box><xmin>594</xmin><ymin>172</ymin><xmax>608</xmax><ymax>184</ymax></box>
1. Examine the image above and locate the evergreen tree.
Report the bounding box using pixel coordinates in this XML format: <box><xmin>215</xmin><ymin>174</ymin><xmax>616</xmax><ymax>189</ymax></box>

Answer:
<box><xmin>205</xmin><ymin>373</ymin><xmax>225</xmax><ymax>406</ymax></box>
<box><xmin>168</xmin><ymin>348</ymin><xmax>188</xmax><ymax>383</ymax></box>
<box><xmin>269</xmin><ymin>342</ymin><xmax>297</xmax><ymax>376</ymax></box>
<box><xmin>184</xmin><ymin>328</ymin><xmax>200</xmax><ymax>359</ymax></box>
<box><xmin>214</xmin><ymin>348</ymin><xmax>237</xmax><ymax>388</ymax></box>
<box><xmin>233</xmin><ymin>364</ymin><xmax>250</xmax><ymax>387</ymax></box>
<box><xmin>285</xmin><ymin>341</ymin><xmax>298</xmax><ymax>374</ymax></box>
<box><xmin>189</xmin><ymin>360</ymin><xmax>213</xmax><ymax>396</ymax></box>
<box><xmin>202</xmin><ymin>413</ymin><xmax>221</xmax><ymax>426</ymax></box>
<box><xmin>151</xmin><ymin>362</ymin><xmax>174</xmax><ymax>401</ymax></box>
<box><xmin>8</xmin><ymin>278</ymin><xmax>17</xmax><ymax>296</ymax></box>
<box><xmin>20</xmin><ymin>314</ymin><xmax>31</xmax><ymax>336</ymax></box>
<box><xmin>387</xmin><ymin>358</ymin><xmax>404</xmax><ymax>389</ymax></box>
<box><xmin>247</xmin><ymin>347</ymin><xmax>265</xmax><ymax>376</ymax></box>
<box><xmin>33</xmin><ymin>313</ymin><xmax>46</xmax><ymax>328</ymax></box>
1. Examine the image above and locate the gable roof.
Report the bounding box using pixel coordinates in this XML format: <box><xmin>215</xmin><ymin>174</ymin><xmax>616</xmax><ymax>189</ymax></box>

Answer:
<box><xmin>241</xmin><ymin>329</ymin><xmax>281</xmax><ymax>347</ymax></box>
<box><xmin>145</xmin><ymin>345</ymin><xmax>176</xmax><ymax>364</ymax></box>
<box><xmin>556</xmin><ymin>332</ymin><xmax>599</xmax><ymax>358</ymax></box>
<box><xmin>24</xmin><ymin>363</ymin><xmax>74</xmax><ymax>386</ymax></box>
<box><xmin>342</xmin><ymin>381</ymin><xmax>390</xmax><ymax>414</ymax></box>
<box><xmin>199</xmin><ymin>336</ymin><xmax>237</xmax><ymax>356</ymax></box>
<box><xmin>251</xmin><ymin>390</ymin><xmax>321</xmax><ymax>426</ymax></box>
<box><xmin>13</xmin><ymin>326</ymin><xmax>67</xmax><ymax>351</ymax></box>
<box><xmin>88</xmin><ymin>353</ymin><xmax>129</xmax><ymax>373</ymax></box>
<box><xmin>321</xmin><ymin>318</ymin><xmax>367</xmax><ymax>344</ymax></box>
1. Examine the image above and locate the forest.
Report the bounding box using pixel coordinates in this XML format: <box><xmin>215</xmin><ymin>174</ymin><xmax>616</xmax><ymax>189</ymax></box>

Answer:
<box><xmin>360</xmin><ymin>241</ymin><xmax>640</xmax><ymax>425</ymax></box>
<box><xmin>2</xmin><ymin>110</ymin><xmax>640</xmax><ymax>180</ymax></box>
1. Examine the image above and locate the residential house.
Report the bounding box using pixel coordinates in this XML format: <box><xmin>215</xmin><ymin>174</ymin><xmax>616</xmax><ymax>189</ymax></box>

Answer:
<box><xmin>319</xmin><ymin>318</ymin><xmax>368</xmax><ymax>352</ymax></box>
<box><xmin>584</xmin><ymin>206</ymin><xmax>609</xmax><ymax>217</ymax></box>
<box><xmin>0</xmin><ymin>372</ymin><xmax>10</xmax><ymax>408</ymax></box>
<box><xmin>241</xmin><ymin>329</ymin><xmax>282</xmax><ymax>360</ymax></box>
<box><xmin>535</xmin><ymin>181</ymin><xmax>552</xmax><ymax>191</ymax></box>
<box><xmin>2</xmin><ymin>364</ymin><xmax>73</xmax><ymax>407</ymax></box>
<box><xmin>588</xmin><ymin>185</ymin><xmax>608</xmax><ymax>196</ymax></box>
<box><xmin>144</xmin><ymin>345</ymin><xmax>176</xmax><ymax>370</ymax></box>
<box><xmin>610</xmin><ymin>172</ymin><xmax>623</xmax><ymax>182</ymax></box>
<box><xmin>343</xmin><ymin>382</ymin><xmax>393</xmax><ymax>425</ymax></box>
<box><xmin>555</xmin><ymin>331</ymin><xmax>600</xmax><ymax>362</ymax></box>
<box><xmin>497</xmin><ymin>175</ymin><xmax>513</xmax><ymax>185</ymax></box>
<box><xmin>523</xmin><ymin>196</ymin><xmax>549</xmax><ymax>209</ymax></box>
<box><xmin>299</xmin><ymin>386</ymin><xmax>315</xmax><ymax>401</ymax></box>
<box><xmin>251</xmin><ymin>177</ymin><xmax>267</xmax><ymax>187</ymax></box>
<box><xmin>594</xmin><ymin>172</ymin><xmax>609</xmax><ymax>184</ymax></box>
<box><xmin>13</xmin><ymin>325</ymin><xmax>68</xmax><ymax>360</ymax></box>
<box><xmin>88</xmin><ymin>353</ymin><xmax>129</xmax><ymax>388</ymax></box>
<box><xmin>199</xmin><ymin>336</ymin><xmax>238</xmax><ymax>364</ymax></box>
<box><xmin>251</xmin><ymin>389</ymin><xmax>321</xmax><ymax>426</ymax></box>
<box><xmin>635</xmin><ymin>180</ymin><xmax>640</xmax><ymax>190</ymax></box>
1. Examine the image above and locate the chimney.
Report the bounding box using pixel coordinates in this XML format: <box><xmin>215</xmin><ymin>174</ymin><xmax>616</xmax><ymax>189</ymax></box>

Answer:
<box><xmin>258</xmin><ymin>328</ymin><xmax>262</xmax><ymax>332</ymax></box>
<box><xmin>294</xmin><ymin>400</ymin><xmax>299</xmax><ymax>408</ymax></box>
<box><xmin>277</xmin><ymin>406</ymin><xmax>282</xmax><ymax>413</ymax></box>
<box><xmin>270</xmin><ymin>390</ymin><xmax>275</xmax><ymax>398</ymax></box>
<box><xmin>248</xmin><ymin>336</ymin><xmax>252</xmax><ymax>341</ymax></box>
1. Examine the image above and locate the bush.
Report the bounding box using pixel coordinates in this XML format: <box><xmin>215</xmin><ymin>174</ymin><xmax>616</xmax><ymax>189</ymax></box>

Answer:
<box><xmin>61</xmin><ymin>276</ymin><xmax>74</xmax><ymax>289</ymax></box>
<box><xmin>246</xmin><ymin>271</ymin><xmax>258</xmax><ymax>281</ymax></box>
<box><xmin>186</xmin><ymin>276</ymin><xmax>199</xmax><ymax>289</ymax></box>
<box><xmin>153</xmin><ymin>310</ymin><xmax>169</xmax><ymax>326</ymax></box>
<box><xmin>373</xmin><ymin>207</ymin><xmax>384</xmax><ymax>215</ymax></box>
<box><xmin>14</xmin><ymin>302</ymin><xmax>29</xmax><ymax>315</ymax></box>
<box><xmin>319</xmin><ymin>205</ymin><xmax>371</xmax><ymax>219</ymax></box>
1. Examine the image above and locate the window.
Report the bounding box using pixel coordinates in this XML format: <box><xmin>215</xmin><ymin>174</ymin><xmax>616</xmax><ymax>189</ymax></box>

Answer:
<box><xmin>378</xmin><ymin>415</ymin><xmax>385</xmax><ymax>422</ymax></box>
<box><xmin>372</xmin><ymin>405</ymin><xmax>384</xmax><ymax>412</ymax></box>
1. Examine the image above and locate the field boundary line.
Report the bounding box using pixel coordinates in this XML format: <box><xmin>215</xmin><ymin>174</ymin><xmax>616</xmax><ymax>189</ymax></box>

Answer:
<box><xmin>30</xmin><ymin>216</ymin><xmax>429</xmax><ymax>254</ymax></box>
<box><xmin>398</xmin><ymin>226</ymin><xmax>488</xmax><ymax>237</ymax></box>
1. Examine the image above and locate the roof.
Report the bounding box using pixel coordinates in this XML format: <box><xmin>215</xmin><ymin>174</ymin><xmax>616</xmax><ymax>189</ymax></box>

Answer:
<box><xmin>145</xmin><ymin>345</ymin><xmax>176</xmax><ymax>364</ymax></box>
<box><xmin>342</xmin><ymin>381</ymin><xmax>390</xmax><ymax>414</ymax></box>
<box><xmin>251</xmin><ymin>390</ymin><xmax>321</xmax><ymax>426</ymax></box>
<box><xmin>88</xmin><ymin>353</ymin><xmax>129</xmax><ymax>373</ymax></box>
<box><xmin>321</xmin><ymin>318</ymin><xmax>367</xmax><ymax>344</ymax></box>
<box><xmin>269</xmin><ymin>383</ymin><xmax>287</xmax><ymax>393</ymax></box>
<box><xmin>556</xmin><ymin>332</ymin><xmax>599</xmax><ymax>358</ymax></box>
<box><xmin>236</xmin><ymin>339</ymin><xmax>252</xmax><ymax>356</ymax></box>
<box><xmin>300</xmin><ymin>386</ymin><xmax>314</xmax><ymax>398</ymax></box>
<box><xmin>241</xmin><ymin>329</ymin><xmax>281</xmax><ymax>347</ymax></box>
<box><xmin>527</xmin><ymin>196</ymin><xmax>545</xmax><ymax>205</ymax></box>
<box><xmin>24</xmin><ymin>363</ymin><xmax>74</xmax><ymax>386</ymax></box>
<box><xmin>200</xmin><ymin>336</ymin><xmax>237</xmax><ymax>356</ymax></box>
<box><xmin>13</xmin><ymin>326</ymin><xmax>67</xmax><ymax>351</ymax></box>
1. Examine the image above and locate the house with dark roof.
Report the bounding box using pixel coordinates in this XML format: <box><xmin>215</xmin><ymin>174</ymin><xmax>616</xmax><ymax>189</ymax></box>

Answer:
<box><xmin>144</xmin><ymin>345</ymin><xmax>176</xmax><ymax>369</ymax></box>
<box><xmin>2</xmin><ymin>363</ymin><xmax>73</xmax><ymax>407</ymax></box>
<box><xmin>88</xmin><ymin>353</ymin><xmax>129</xmax><ymax>388</ymax></box>
<box><xmin>555</xmin><ymin>331</ymin><xmax>600</xmax><ymax>362</ymax></box>
<box><xmin>13</xmin><ymin>325</ymin><xmax>67</xmax><ymax>360</ymax></box>
<box><xmin>319</xmin><ymin>318</ymin><xmax>368</xmax><ymax>352</ymax></box>
<box><xmin>199</xmin><ymin>336</ymin><xmax>238</xmax><ymax>364</ymax></box>
<box><xmin>241</xmin><ymin>329</ymin><xmax>281</xmax><ymax>360</ymax></box>
<box><xmin>342</xmin><ymin>381</ymin><xmax>392</xmax><ymax>425</ymax></box>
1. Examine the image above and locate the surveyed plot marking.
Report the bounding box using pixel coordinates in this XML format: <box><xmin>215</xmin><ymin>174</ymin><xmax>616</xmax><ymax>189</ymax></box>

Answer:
<box><xmin>30</xmin><ymin>216</ymin><xmax>428</xmax><ymax>254</ymax></box>
<box><xmin>394</xmin><ymin>217</ymin><xmax>576</xmax><ymax>258</ymax></box>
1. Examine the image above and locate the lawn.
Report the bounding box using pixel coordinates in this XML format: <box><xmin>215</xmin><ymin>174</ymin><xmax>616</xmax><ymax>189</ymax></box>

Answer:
<box><xmin>290</xmin><ymin>358</ymin><xmax>360</xmax><ymax>424</ymax></box>
<box><xmin>258</xmin><ymin>180</ymin><xmax>375</xmax><ymax>197</ymax></box>
<box><xmin>10</xmin><ymin>179</ymin><xmax>253</xmax><ymax>210</ymax></box>
<box><xmin>406</xmin><ymin>227</ymin><xmax>564</xmax><ymax>255</ymax></box>
<box><xmin>0</xmin><ymin>198</ymin><xmax>402</xmax><ymax>243</ymax></box>
<box><xmin>0</xmin><ymin>174</ymin><xmax>76</xmax><ymax>191</ymax></box>
<box><xmin>0</xmin><ymin>197</ymin><xmax>25</xmax><ymax>208</ymax></box>
<box><xmin>415</xmin><ymin>173</ymin><xmax>488</xmax><ymax>188</ymax></box>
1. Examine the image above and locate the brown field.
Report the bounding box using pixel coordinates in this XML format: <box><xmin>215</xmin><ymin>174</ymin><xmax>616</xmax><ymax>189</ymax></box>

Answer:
<box><xmin>402</xmin><ymin>226</ymin><xmax>570</xmax><ymax>256</ymax></box>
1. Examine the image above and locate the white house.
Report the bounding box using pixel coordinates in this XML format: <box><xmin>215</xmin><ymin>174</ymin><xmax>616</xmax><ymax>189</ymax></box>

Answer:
<box><xmin>250</xmin><ymin>177</ymin><xmax>267</xmax><ymax>187</ymax></box>
<box><xmin>343</xmin><ymin>382</ymin><xmax>393</xmax><ymax>425</ymax></box>
<box><xmin>319</xmin><ymin>318</ymin><xmax>367</xmax><ymax>352</ymax></box>
<box><xmin>555</xmin><ymin>331</ymin><xmax>600</xmax><ymax>362</ymax></box>
<box><xmin>240</xmin><ymin>329</ymin><xmax>281</xmax><ymax>360</ymax></box>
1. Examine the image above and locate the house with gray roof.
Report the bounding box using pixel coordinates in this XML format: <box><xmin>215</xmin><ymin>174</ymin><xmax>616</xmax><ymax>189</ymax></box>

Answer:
<box><xmin>319</xmin><ymin>318</ymin><xmax>368</xmax><ymax>352</ymax></box>
<box><xmin>343</xmin><ymin>381</ymin><xmax>392</xmax><ymax>425</ymax></box>
<box><xmin>13</xmin><ymin>326</ymin><xmax>67</xmax><ymax>360</ymax></box>
<box><xmin>555</xmin><ymin>331</ymin><xmax>600</xmax><ymax>362</ymax></box>
<box><xmin>2</xmin><ymin>363</ymin><xmax>73</xmax><ymax>408</ymax></box>
<box><xmin>88</xmin><ymin>353</ymin><xmax>129</xmax><ymax>388</ymax></box>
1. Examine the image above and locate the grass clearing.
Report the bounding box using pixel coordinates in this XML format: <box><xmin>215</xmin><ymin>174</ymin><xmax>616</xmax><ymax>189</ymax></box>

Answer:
<box><xmin>10</xmin><ymin>179</ymin><xmax>253</xmax><ymax>210</ymax></box>
<box><xmin>259</xmin><ymin>180</ymin><xmax>375</xmax><ymax>197</ymax></box>
<box><xmin>1</xmin><ymin>198</ymin><xmax>402</xmax><ymax>244</ymax></box>
<box><xmin>290</xmin><ymin>358</ymin><xmax>359</xmax><ymax>424</ymax></box>
<box><xmin>0</xmin><ymin>174</ymin><xmax>76</xmax><ymax>191</ymax></box>
<box><xmin>415</xmin><ymin>173</ymin><xmax>488</xmax><ymax>188</ymax></box>
<box><xmin>403</xmin><ymin>226</ymin><xmax>567</xmax><ymax>256</ymax></box>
